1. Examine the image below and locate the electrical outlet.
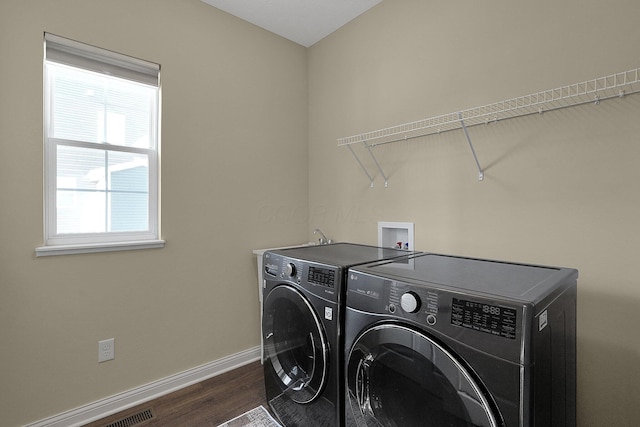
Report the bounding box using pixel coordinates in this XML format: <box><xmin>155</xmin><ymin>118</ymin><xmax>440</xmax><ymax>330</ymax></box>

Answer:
<box><xmin>98</xmin><ymin>338</ymin><xmax>115</xmax><ymax>363</ymax></box>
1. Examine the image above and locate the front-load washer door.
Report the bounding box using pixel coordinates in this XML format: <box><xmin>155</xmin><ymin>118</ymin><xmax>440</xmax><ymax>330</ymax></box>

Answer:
<box><xmin>347</xmin><ymin>323</ymin><xmax>500</xmax><ymax>427</ymax></box>
<box><xmin>263</xmin><ymin>284</ymin><xmax>329</xmax><ymax>404</ymax></box>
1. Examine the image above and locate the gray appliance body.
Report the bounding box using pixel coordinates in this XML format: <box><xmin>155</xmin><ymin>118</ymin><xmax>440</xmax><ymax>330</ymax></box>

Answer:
<box><xmin>344</xmin><ymin>253</ymin><xmax>577</xmax><ymax>427</ymax></box>
<box><xmin>262</xmin><ymin>243</ymin><xmax>417</xmax><ymax>427</ymax></box>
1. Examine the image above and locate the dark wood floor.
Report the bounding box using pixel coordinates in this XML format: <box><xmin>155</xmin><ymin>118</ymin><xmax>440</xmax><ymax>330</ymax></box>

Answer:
<box><xmin>84</xmin><ymin>360</ymin><xmax>268</xmax><ymax>426</ymax></box>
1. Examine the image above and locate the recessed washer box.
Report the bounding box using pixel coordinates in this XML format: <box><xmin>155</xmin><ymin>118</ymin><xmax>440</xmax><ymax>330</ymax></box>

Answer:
<box><xmin>378</xmin><ymin>221</ymin><xmax>414</xmax><ymax>250</ymax></box>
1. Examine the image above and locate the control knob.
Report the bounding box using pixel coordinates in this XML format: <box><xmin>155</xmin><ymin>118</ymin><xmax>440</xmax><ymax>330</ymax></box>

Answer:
<box><xmin>284</xmin><ymin>262</ymin><xmax>296</xmax><ymax>277</ymax></box>
<box><xmin>400</xmin><ymin>291</ymin><xmax>421</xmax><ymax>313</ymax></box>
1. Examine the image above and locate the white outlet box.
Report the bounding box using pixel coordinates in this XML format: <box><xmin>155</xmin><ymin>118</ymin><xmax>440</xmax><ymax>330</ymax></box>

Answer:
<box><xmin>378</xmin><ymin>221</ymin><xmax>414</xmax><ymax>250</ymax></box>
<box><xmin>98</xmin><ymin>338</ymin><xmax>115</xmax><ymax>363</ymax></box>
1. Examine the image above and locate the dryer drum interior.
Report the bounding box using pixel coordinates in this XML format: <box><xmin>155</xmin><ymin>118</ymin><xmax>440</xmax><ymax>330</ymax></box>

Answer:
<box><xmin>263</xmin><ymin>285</ymin><xmax>329</xmax><ymax>404</ymax></box>
<box><xmin>347</xmin><ymin>324</ymin><xmax>499</xmax><ymax>427</ymax></box>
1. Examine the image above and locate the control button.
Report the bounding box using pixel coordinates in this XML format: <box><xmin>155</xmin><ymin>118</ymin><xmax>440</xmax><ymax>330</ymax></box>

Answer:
<box><xmin>388</xmin><ymin>303</ymin><xmax>396</xmax><ymax>314</ymax></box>
<box><xmin>284</xmin><ymin>263</ymin><xmax>296</xmax><ymax>277</ymax></box>
<box><xmin>426</xmin><ymin>314</ymin><xmax>437</xmax><ymax>326</ymax></box>
<box><xmin>400</xmin><ymin>291</ymin><xmax>421</xmax><ymax>313</ymax></box>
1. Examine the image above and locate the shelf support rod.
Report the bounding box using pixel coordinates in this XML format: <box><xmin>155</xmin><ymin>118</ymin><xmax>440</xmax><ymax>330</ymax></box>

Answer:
<box><xmin>347</xmin><ymin>143</ymin><xmax>375</xmax><ymax>187</ymax></box>
<box><xmin>458</xmin><ymin>112</ymin><xmax>484</xmax><ymax>181</ymax></box>
<box><xmin>365</xmin><ymin>142</ymin><xmax>389</xmax><ymax>187</ymax></box>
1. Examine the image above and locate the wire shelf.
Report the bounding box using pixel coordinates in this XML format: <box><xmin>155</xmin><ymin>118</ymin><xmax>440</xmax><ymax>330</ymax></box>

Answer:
<box><xmin>338</xmin><ymin>68</ymin><xmax>640</xmax><ymax>147</ymax></box>
<box><xmin>337</xmin><ymin>68</ymin><xmax>640</xmax><ymax>186</ymax></box>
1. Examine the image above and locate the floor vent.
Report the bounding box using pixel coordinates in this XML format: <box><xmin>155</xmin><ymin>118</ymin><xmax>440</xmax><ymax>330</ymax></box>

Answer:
<box><xmin>104</xmin><ymin>409</ymin><xmax>154</xmax><ymax>427</ymax></box>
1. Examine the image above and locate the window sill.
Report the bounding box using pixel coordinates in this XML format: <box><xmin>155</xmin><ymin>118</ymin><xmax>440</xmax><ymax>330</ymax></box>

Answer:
<box><xmin>35</xmin><ymin>240</ymin><xmax>165</xmax><ymax>257</ymax></box>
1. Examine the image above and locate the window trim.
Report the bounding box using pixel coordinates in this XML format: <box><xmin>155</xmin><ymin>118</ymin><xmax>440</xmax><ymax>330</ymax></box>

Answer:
<box><xmin>38</xmin><ymin>33</ymin><xmax>163</xmax><ymax>257</ymax></box>
<box><xmin>35</xmin><ymin>240</ymin><xmax>165</xmax><ymax>257</ymax></box>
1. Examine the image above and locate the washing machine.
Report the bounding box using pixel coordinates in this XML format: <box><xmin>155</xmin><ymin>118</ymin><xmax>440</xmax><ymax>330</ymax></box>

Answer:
<box><xmin>344</xmin><ymin>253</ymin><xmax>577</xmax><ymax>427</ymax></box>
<box><xmin>262</xmin><ymin>243</ymin><xmax>418</xmax><ymax>427</ymax></box>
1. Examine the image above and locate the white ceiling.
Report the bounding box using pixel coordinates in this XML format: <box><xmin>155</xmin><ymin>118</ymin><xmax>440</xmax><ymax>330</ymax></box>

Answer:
<box><xmin>200</xmin><ymin>0</ymin><xmax>383</xmax><ymax>47</ymax></box>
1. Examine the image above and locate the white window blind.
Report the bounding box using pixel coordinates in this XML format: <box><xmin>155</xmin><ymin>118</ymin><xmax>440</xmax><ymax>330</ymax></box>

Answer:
<box><xmin>37</xmin><ymin>33</ymin><xmax>163</xmax><ymax>256</ymax></box>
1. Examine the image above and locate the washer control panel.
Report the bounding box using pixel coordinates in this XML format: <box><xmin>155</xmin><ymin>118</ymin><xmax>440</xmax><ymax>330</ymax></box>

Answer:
<box><xmin>264</xmin><ymin>252</ymin><xmax>340</xmax><ymax>302</ymax></box>
<box><xmin>308</xmin><ymin>266</ymin><xmax>336</xmax><ymax>289</ymax></box>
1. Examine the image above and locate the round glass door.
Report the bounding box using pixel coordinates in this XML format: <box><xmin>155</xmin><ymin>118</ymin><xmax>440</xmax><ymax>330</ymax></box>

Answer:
<box><xmin>347</xmin><ymin>324</ymin><xmax>499</xmax><ymax>427</ymax></box>
<box><xmin>263</xmin><ymin>284</ymin><xmax>328</xmax><ymax>404</ymax></box>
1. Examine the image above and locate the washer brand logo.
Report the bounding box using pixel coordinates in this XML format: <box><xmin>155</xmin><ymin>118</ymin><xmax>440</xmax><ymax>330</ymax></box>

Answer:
<box><xmin>350</xmin><ymin>274</ymin><xmax>358</xmax><ymax>280</ymax></box>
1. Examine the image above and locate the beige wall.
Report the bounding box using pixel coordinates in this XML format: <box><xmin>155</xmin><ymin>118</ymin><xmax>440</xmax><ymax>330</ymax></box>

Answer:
<box><xmin>309</xmin><ymin>0</ymin><xmax>640</xmax><ymax>426</ymax></box>
<box><xmin>3</xmin><ymin>0</ymin><xmax>639</xmax><ymax>425</ymax></box>
<box><xmin>0</xmin><ymin>0</ymin><xmax>308</xmax><ymax>425</ymax></box>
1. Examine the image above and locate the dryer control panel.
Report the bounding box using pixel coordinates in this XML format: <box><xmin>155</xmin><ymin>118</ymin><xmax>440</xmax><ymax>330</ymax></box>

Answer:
<box><xmin>347</xmin><ymin>270</ymin><xmax>526</xmax><ymax>363</ymax></box>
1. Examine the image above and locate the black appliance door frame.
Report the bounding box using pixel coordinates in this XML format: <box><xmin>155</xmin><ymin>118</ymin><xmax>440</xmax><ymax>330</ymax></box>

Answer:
<box><xmin>347</xmin><ymin>323</ymin><xmax>500</xmax><ymax>427</ymax></box>
<box><xmin>263</xmin><ymin>284</ymin><xmax>329</xmax><ymax>404</ymax></box>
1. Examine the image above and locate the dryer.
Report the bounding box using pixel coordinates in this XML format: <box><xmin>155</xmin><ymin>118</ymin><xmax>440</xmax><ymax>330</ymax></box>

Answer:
<box><xmin>344</xmin><ymin>253</ymin><xmax>577</xmax><ymax>427</ymax></box>
<box><xmin>262</xmin><ymin>243</ymin><xmax>417</xmax><ymax>427</ymax></box>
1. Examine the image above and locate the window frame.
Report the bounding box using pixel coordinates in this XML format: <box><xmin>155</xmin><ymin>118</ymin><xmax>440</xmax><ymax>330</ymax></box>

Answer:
<box><xmin>36</xmin><ymin>33</ymin><xmax>163</xmax><ymax>257</ymax></box>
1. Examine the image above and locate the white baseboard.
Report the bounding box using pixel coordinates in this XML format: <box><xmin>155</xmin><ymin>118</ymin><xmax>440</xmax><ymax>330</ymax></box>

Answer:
<box><xmin>26</xmin><ymin>346</ymin><xmax>261</xmax><ymax>427</ymax></box>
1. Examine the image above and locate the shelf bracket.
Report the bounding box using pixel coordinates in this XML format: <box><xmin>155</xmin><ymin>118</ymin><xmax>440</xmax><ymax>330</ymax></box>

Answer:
<box><xmin>365</xmin><ymin>142</ymin><xmax>389</xmax><ymax>187</ymax></box>
<box><xmin>347</xmin><ymin>143</ymin><xmax>375</xmax><ymax>187</ymax></box>
<box><xmin>458</xmin><ymin>112</ymin><xmax>484</xmax><ymax>181</ymax></box>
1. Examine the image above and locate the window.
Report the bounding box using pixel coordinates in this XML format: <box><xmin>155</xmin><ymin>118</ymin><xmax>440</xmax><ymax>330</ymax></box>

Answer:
<box><xmin>37</xmin><ymin>33</ymin><xmax>163</xmax><ymax>256</ymax></box>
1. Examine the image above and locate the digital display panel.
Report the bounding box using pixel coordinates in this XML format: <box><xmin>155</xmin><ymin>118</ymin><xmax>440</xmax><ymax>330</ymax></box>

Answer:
<box><xmin>451</xmin><ymin>298</ymin><xmax>517</xmax><ymax>339</ymax></box>
<box><xmin>308</xmin><ymin>266</ymin><xmax>335</xmax><ymax>288</ymax></box>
